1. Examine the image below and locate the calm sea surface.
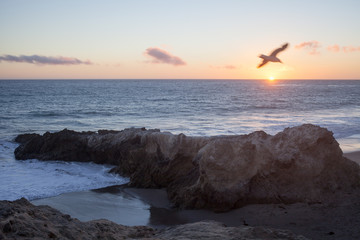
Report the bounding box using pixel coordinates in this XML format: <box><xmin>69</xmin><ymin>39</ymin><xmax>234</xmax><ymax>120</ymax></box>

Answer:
<box><xmin>1</xmin><ymin>79</ymin><xmax>359</xmax><ymax>200</ymax></box>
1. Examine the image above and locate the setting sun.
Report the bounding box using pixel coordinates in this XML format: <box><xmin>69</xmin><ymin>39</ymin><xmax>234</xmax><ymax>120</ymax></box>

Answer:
<box><xmin>268</xmin><ymin>76</ymin><xmax>275</xmax><ymax>81</ymax></box>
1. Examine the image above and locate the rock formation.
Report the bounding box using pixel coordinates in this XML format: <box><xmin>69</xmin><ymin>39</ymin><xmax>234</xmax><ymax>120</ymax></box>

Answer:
<box><xmin>0</xmin><ymin>198</ymin><xmax>154</xmax><ymax>239</ymax></box>
<box><xmin>0</xmin><ymin>198</ymin><xmax>308</xmax><ymax>239</ymax></box>
<box><xmin>14</xmin><ymin>124</ymin><xmax>360</xmax><ymax>211</ymax></box>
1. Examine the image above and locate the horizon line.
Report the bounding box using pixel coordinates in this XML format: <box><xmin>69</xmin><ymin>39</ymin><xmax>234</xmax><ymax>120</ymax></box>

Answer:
<box><xmin>1</xmin><ymin>78</ymin><xmax>360</xmax><ymax>81</ymax></box>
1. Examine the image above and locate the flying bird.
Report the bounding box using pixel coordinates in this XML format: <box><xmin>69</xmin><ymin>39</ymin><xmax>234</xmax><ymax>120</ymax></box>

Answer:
<box><xmin>257</xmin><ymin>43</ymin><xmax>289</xmax><ymax>68</ymax></box>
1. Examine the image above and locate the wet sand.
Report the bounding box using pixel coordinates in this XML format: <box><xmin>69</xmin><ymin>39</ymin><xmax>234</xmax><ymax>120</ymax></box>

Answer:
<box><xmin>32</xmin><ymin>151</ymin><xmax>360</xmax><ymax>239</ymax></box>
<box><xmin>344</xmin><ymin>151</ymin><xmax>360</xmax><ymax>165</ymax></box>
<box><xmin>32</xmin><ymin>185</ymin><xmax>360</xmax><ymax>239</ymax></box>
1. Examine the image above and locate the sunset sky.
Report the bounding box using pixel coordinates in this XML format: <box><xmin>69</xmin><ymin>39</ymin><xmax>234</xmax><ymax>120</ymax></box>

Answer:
<box><xmin>1</xmin><ymin>0</ymin><xmax>360</xmax><ymax>80</ymax></box>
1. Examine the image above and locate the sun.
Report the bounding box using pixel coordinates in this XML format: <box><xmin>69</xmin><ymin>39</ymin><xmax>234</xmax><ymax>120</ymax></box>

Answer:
<box><xmin>268</xmin><ymin>76</ymin><xmax>275</xmax><ymax>81</ymax></box>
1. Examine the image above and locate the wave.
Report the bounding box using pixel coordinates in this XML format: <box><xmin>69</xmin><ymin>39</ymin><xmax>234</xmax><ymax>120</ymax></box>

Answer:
<box><xmin>0</xmin><ymin>158</ymin><xmax>129</xmax><ymax>201</ymax></box>
<box><xmin>29</xmin><ymin>110</ymin><xmax>71</xmax><ymax>118</ymax></box>
<box><xmin>29</xmin><ymin>110</ymin><xmax>118</xmax><ymax>118</ymax></box>
<box><xmin>0</xmin><ymin>140</ymin><xmax>129</xmax><ymax>201</ymax></box>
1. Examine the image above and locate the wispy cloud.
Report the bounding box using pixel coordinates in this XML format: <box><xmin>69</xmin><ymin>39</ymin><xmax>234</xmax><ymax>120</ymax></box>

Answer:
<box><xmin>0</xmin><ymin>54</ymin><xmax>92</xmax><ymax>65</ymax></box>
<box><xmin>295</xmin><ymin>41</ymin><xmax>321</xmax><ymax>55</ymax></box>
<box><xmin>342</xmin><ymin>46</ymin><xmax>360</xmax><ymax>53</ymax></box>
<box><xmin>224</xmin><ymin>65</ymin><xmax>236</xmax><ymax>70</ymax></box>
<box><xmin>144</xmin><ymin>47</ymin><xmax>186</xmax><ymax>66</ymax></box>
<box><xmin>210</xmin><ymin>65</ymin><xmax>237</xmax><ymax>70</ymax></box>
<box><xmin>327</xmin><ymin>44</ymin><xmax>360</xmax><ymax>53</ymax></box>
<box><xmin>295</xmin><ymin>41</ymin><xmax>360</xmax><ymax>55</ymax></box>
<box><xmin>327</xmin><ymin>44</ymin><xmax>340</xmax><ymax>52</ymax></box>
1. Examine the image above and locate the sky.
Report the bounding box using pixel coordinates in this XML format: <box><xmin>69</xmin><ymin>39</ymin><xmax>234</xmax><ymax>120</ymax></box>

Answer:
<box><xmin>1</xmin><ymin>0</ymin><xmax>360</xmax><ymax>80</ymax></box>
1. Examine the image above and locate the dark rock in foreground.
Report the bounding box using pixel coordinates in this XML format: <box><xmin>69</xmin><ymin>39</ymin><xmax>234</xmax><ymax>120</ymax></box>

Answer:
<box><xmin>0</xmin><ymin>198</ymin><xmax>154</xmax><ymax>239</ymax></box>
<box><xmin>0</xmin><ymin>198</ymin><xmax>308</xmax><ymax>240</ymax></box>
<box><xmin>14</xmin><ymin>124</ymin><xmax>360</xmax><ymax>211</ymax></box>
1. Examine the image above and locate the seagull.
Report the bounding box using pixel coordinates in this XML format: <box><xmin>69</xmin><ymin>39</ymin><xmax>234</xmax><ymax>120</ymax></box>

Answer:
<box><xmin>257</xmin><ymin>43</ymin><xmax>289</xmax><ymax>68</ymax></box>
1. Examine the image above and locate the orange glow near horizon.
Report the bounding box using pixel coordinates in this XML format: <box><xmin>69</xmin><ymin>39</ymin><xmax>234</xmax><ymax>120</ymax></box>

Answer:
<box><xmin>1</xmin><ymin>2</ymin><xmax>360</xmax><ymax>80</ymax></box>
<box><xmin>0</xmin><ymin>58</ymin><xmax>359</xmax><ymax>80</ymax></box>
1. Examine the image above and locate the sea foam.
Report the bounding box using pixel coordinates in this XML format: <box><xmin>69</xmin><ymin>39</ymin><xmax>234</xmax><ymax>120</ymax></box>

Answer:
<box><xmin>0</xmin><ymin>140</ymin><xmax>128</xmax><ymax>201</ymax></box>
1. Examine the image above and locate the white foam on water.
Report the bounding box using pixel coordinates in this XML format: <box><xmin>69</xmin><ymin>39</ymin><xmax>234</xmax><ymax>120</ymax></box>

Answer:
<box><xmin>0</xmin><ymin>140</ymin><xmax>129</xmax><ymax>201</ymax></box>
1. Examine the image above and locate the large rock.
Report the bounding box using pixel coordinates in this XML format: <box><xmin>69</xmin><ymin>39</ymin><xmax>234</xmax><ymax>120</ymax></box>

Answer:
<box><xmin>171</xmin><ymin>125</ymin><xmax>360</xmax><ymax>211</ymax></box>
<box><xmin>14</xmin><ymin>124</ymin><xmax>360</xmax><ymax>211</ymax></box>
<box><xmin>0</xmin><ymin>198</ymin><xmax>308</xmax><ymax>240</ymax></box>
<box><xmin>0</xmin><ymin>198</ymin><xmax>154</xmax><ymax>239</ymax></box>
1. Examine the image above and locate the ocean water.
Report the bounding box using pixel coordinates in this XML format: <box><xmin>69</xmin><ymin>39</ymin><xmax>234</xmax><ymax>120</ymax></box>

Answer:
<box><xmin>1</xmin><ymin>79</ymin><xmax>360</xmax><ymax>201</ymax></box>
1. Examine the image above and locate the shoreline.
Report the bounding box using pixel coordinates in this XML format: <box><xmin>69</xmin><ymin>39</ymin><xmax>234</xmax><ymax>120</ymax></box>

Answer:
<box><xmin>32</xmin><ymin>184</ymin><xmax>360</xmax><ymax>239</ymax></box>
<box><xmin>343</xmin><ymin>151</ymin><xmax>360</xmax><ymax>165</ymax></box>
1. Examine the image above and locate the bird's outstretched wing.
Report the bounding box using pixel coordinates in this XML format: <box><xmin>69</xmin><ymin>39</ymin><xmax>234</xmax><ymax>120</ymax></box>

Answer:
<box><xmin>270</xmin><ymin>43</ymin><xmax>289</xmax><ymax>57</ymax></box>
<box><xmin>257</xmin><ymin>59</ymin><xmax>268</xmax><ymax>68</ymax></box>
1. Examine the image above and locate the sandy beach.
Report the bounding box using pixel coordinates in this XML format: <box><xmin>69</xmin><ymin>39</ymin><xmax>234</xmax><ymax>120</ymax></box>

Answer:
<box><xmin>344</xmin><ymin>151</ymin><xmax>360</xmax><ymax>165</ymax></box>
<box><xmin>31</xmin><ymin>151</ymin><xmax>360</xmax><ymax>239</ymax></box>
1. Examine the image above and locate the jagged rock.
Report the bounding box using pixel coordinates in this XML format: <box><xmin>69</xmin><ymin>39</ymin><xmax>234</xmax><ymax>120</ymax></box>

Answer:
<box><xmin>14</xmin><ymin>124</ymin><xmax>360</xmax><ymax>211</ymax></box>
<box><xmin>0</xmin><ymin>198</ymin><xmax>308</xmax><ymax>240</ymax></box>
<box><xmin>14</xmin><ymin>129</ymin><xmax>94</xmax><ymax>162</ymax></box>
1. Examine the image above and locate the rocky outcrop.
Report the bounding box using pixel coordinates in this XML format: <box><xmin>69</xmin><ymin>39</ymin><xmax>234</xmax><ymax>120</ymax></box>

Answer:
<box><xmin>14</xmin><ymin>124</ymin><xmax>360</xmax><ymax>211</ymax></box>
<box><xmin>15</xmin><ymin>128</ymin><xmax>211</xmax><ymax>189</ymax></box>
<box><xmin>0</xmin><ymin>198</ymin><xmax>154</xmax><ymax>239</ymax></box>
<box><xmin>171</xmin><ymin>125</ymin><xmax>360</xmax><ymax>211</ymax></box>
<box><xmin>0</xmin><ymin>198</ymin><xmax>308</xmax><ymax>240</ymax></box>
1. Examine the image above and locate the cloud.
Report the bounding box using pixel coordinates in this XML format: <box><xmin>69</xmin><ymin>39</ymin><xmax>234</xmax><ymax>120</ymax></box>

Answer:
<box><xmin>144</xmin><ymin>47</ymin><xmax>186</xmax><ymax>66</ymax></box>
<box><xmin>327</xmin><ymin>44</ymin><xmax>340</xmax><ymax>52</ymax></box>
<box><xmin>295</xmin><ymin>41</ymin><xmax>321</xmax><ymax>55</ymax></box>
<box><xmin>210</xmin><ymin>65</ymin><xmax>237</xmax><ymax>70</ymax></box>
<box><xmin>224</xmin><ymin>65</ymin><xmax>236</xmax><ymax>70</ymax></box>
<box><xmin>294</xmin><ymin>41</ymin><xmax>360</xmax><ymax>55</ymax></box>
<box><xmin>326</xmin><ymin>45</ymin><xmax>360</xmax><ymax>53</ymax></box>
<box><xmin>0</xmin><ymin>54</ymin><xmax>92</xmax><ymax>65</ymax></box>
<box><xmin>342</xmin><ymin>46</ymin><xmax>360</xmax><ymax>53</ymax></box>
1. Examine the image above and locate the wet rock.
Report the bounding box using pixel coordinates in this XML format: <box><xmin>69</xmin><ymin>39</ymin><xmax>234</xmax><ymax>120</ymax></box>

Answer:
<box><xmin>14</xmin><ymin>129</ymin><xmax>93</xmax><ymax>162</ymax></box>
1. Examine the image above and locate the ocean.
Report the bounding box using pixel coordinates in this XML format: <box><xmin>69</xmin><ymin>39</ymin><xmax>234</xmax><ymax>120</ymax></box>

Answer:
<box><xmin>1</xmin><ymin>79</ymin><xmax>360</xmax><ymax>201</ymax></box>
